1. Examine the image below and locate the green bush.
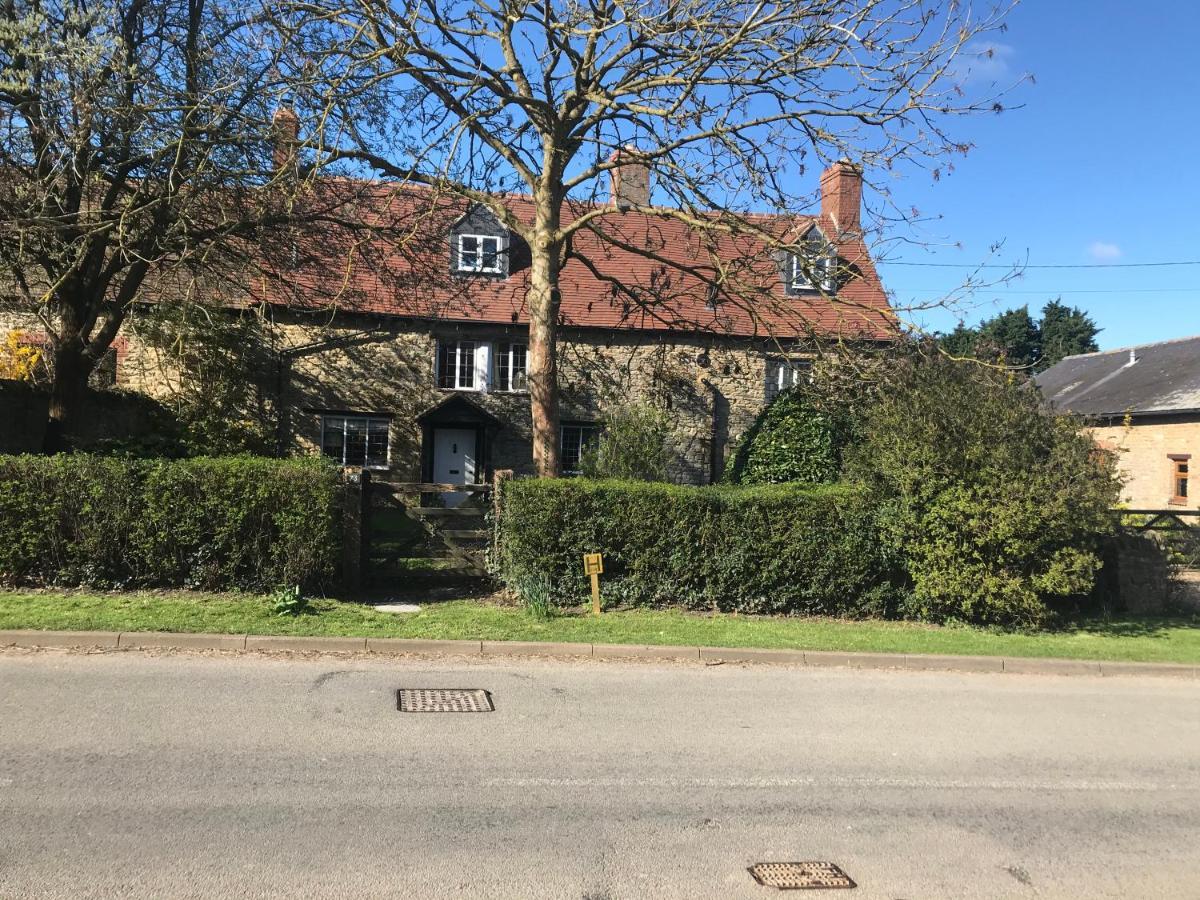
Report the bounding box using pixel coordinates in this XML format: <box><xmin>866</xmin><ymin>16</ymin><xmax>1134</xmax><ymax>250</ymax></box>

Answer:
<box><xmin>496</xmin><ymin>478</ymin><xmax>901</xmax><ymax>616</ymax></box>
<box><xmin>724</xmin><ymin>388</ymin><xmax>851</xmax><ymax>485</ymax></box>
<box><xmin>580</xmin><ymin>403</ymin><xmax>671</xmax><ymax>481</ymax></box>
<box><xmin>850</xmin><ymin>352</ymin><xmax>1122</xmax><ymax>627</ymax></box>
<box><xmin>0</xmin><ymin>455</ymin><xmax>340</xmax><ymax>591</ymax></box>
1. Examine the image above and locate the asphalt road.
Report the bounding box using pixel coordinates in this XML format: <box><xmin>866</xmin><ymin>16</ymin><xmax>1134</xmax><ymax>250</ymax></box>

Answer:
<box><xmin>0</xmin><ymin>649</ymin><xmax>1197</xmax><ymax>899</ymax></box>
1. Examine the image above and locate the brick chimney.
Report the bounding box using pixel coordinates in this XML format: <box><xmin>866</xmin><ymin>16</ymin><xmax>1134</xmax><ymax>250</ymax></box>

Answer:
<box><xmin>272</xmin><ymin>105</ymin><xmax>300</xmax><ymax>174</ymax></box>
<box><xmin>819</xmin><ymin>159</ymin><xmax>863</xmax><ymax>235</ymax></box>
<box><xmin>608</xmin><ymin>147</ymin><xmax>651</xmax><ymax>210</ymax></box>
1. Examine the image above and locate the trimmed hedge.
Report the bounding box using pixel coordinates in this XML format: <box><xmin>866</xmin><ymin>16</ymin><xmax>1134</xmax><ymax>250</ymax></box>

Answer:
<box><xmin>0</xmin><ymin>455</ymin><xmax>340</xmax><ymax>590</ymax></box>
<box><xmin>496</xmin><ymin>478</ymin><xmax>901</xmax><ymax>616</ymax></box>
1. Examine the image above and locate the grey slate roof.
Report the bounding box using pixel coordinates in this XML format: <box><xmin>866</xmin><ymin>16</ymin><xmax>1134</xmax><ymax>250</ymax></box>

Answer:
<box><xmin>1034</xmin><ymin>335</ymin><xmax>1200</xmax><ymax>418</ymax></box>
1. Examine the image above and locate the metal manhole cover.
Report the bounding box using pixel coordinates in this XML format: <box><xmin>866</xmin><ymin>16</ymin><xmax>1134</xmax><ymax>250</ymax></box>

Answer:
<box><xmin>748</xmin><ymin>862</ymin><xmax>856</xmax><ymax>890</ymax></box>
<box><xmin>397</xmin><ymin>688</ymin><xmax>493</xmax><ymax>712</ymax></box>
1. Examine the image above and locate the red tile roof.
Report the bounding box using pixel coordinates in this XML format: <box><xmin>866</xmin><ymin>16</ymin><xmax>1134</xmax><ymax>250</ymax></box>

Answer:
<box><xmin>256</xmin><ymin>181</ymin><xmax>895</xmax><ymax>341</ymax></box>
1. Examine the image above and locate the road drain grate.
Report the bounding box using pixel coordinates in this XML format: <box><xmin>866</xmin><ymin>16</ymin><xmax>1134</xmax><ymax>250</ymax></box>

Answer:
<box><xmin>397</xmin><ymin>688</ymin><xmax>493</xmax><ymax>713</ymax></box>
<box><xmin>748</xmin><ymin>862</ymin><xmax>856</xmax><ymax>890</ymax></box>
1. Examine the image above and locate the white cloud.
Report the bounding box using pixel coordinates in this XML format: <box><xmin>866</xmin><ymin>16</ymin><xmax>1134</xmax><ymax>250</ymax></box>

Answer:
<box><xmin>1088</xmin><ymin>241</ymin><xmax>1122</xmax><ymax>261</ymax></box>
<box><xmin>953</xmin><ymin>41</ymin><xmax>1016</xmax><ymax>84</ymax></box>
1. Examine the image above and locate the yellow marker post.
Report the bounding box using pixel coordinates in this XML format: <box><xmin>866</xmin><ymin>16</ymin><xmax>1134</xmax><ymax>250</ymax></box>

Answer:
<box><xmin>583</xmin><ymin>552</ymin><xmax>604</xmax><ymax>616</ymax></box>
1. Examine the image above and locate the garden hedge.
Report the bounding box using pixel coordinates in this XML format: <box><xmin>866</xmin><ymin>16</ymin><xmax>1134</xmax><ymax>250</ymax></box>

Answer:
<box><xmin>0</xmin><ymin>455</ymin><xmax>340</xmax><ymax>591</ymax></box>
<box><xmin>495</xmin><ymin>478</ymin><xmax>901</xmax><ymax>616</ymax></box>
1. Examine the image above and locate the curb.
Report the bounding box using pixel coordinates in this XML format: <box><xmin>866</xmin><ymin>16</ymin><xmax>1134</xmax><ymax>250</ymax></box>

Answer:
<box><xmin>0</xmin><ymin>630</ymin><xmax>1195</xmax><ymax>678</ymax></box>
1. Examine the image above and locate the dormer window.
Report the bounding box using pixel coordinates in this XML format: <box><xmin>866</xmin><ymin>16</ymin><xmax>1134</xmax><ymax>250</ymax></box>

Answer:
<box><xmin>791</xmin><ymin>252</ymin><xmax>837</xmax><ymax>293</ymax></box>
<box><xmin>457</xmin><ymin>234</ymin><xmax>502</xmax><ymax>274</ymax></box>
<box><xmin>791</xmin><ymin>254</ymin><xmax>814</xmax><ymax>290</ymax></box>
<box><xmin>787</xmin><ymin>228</ymin><xmax>837</xmax><ymax>294</ymax></box>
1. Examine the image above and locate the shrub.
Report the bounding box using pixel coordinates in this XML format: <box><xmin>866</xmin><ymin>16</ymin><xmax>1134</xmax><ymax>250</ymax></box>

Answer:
<box><xmin>724</xmin><ymin>388</ymin><xmax>851</xmax><ymax>485</ymax></box>
<box><xmin>0</xmin><ymin>455</ymin><xmax>340</xmax><ymax>591</ymax></box>
<box><xmin>496</xmin><ymin>478</ymin><xmax>900</xmax><ymax>616</ymax></box>
<box><xmin>580</xmin><ymin>403</ymin><xmax>671</xmax><ymax>481</ymax></box>
<box><xmin>849</xmin><ymin>352</ymin><xmax>1122</xmax><ymax>627</ymax></box>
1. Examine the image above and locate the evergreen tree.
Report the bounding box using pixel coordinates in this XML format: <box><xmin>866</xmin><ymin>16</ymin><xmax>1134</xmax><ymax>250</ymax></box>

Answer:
<box><xmin>939</xmin><ymin>322</ymin><xmax>980</xmax><ymax>358</ymax></box>
<box><xmin>978</xmin><ymin>306</ymin><xmax>1040</xmax><ymax>367</ymax></box>
<box><xmin>936</xmin><ymin>301</ymin><xmax>1101</xmax><ymax>371</ymax></box>
<box><xmin>1038</xmin><ymin>300</ymin><xmax>1101</xmax><ymax>370</ymax></box>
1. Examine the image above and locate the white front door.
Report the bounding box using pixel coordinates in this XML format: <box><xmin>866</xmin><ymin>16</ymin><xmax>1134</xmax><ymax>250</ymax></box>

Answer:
<box><xmin>433</xmin><ymin>428</ymin><xmax>477</xmax><ymax>507</ymax></box>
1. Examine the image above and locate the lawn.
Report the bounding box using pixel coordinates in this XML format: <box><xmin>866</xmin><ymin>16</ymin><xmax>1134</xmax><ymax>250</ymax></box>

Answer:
<box><xmin>1</xmin><ymin>589</ymin><xmax>1198</xmax><ymax>663</ymax></box>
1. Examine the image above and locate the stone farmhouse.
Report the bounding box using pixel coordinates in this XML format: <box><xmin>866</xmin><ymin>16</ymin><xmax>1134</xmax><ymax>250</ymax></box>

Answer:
<box><xmin>1036</xmin><ymin>336</ymin><xmax>1200</xmax><ymax>510</ymax></box>
<box><xmin>2</xmin><ymin>155</ymin><xmax>894</xmax><ymax>485</ymax></box>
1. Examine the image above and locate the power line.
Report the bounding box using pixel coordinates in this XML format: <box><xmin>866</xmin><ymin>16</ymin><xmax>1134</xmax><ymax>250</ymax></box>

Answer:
<box><xmin>906</xmin><ymin>287</ymin><xmax>1200</xmax><ymax>295</ymax></box>
<box><xmin>885</xmin><ymin>260</ymin><xmax>1200</xmax><ymax>269</ymax></box>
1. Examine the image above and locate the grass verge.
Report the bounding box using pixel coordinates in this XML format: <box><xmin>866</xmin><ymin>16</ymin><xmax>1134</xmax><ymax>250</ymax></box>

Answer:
<box><xmin>1</xmin><ymin>589</ymin><xmax>1198</xmax><ymax>663</ymax></box>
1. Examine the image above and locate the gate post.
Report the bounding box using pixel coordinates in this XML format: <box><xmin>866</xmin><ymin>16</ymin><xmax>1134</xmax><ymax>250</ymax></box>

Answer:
<box><xmin>492</xmin><ymin>469</ymin><xmax>514</xmax><ymax>561</ymax></box>
<box><xmin>341</xmin><ymin>469</ymin><xmax>370</xmax><ymax>594</ymax></box>
<box><xmin>492</xmin><ymin>469</ymin><xmax>514</xmax><ymax>519</ymax></box>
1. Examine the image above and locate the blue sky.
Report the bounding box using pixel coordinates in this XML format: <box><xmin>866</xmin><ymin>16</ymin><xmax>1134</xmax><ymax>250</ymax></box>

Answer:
<box><xmin>873</xmin><ymin>0</ymin><xmax>1200</xmax><ymax>350</ymax></box>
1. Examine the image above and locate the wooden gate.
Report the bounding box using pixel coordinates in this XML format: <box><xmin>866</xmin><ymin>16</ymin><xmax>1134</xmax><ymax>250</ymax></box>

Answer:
<box><xmin>1114</xmin><ymin>508</ymin><xmax>1200</xmax><ymax>570</ymax></box>
<box><xmin>364</xmin><ymin>479</ymin><xmax>493</xmax><ymax>587</ymax></box>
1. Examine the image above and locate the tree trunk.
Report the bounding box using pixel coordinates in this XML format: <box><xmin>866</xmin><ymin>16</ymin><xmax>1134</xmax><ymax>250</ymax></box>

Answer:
<box><xmin>527</xmin><ymin>190</ymin><xmax>562</xmax><ymax>478</ymax></box>
<box><xmin>42</xmin><ymin>339</ymin><xmax>92</xmax><ymax>454</ymax></box>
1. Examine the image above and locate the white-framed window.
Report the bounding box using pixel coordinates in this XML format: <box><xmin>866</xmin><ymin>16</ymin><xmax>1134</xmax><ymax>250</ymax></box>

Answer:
<box><xmin>791</xmin><ymin>253</ymin><xmax>836</xmax><ymax>292</ymax></box>
<box><xmin>790</xmin><ymin>252</ymin><xmax>814</xmax><ymax>290</ymax></box>
<box><xmin>495</xmin><ymin>342</ymin><xmax>528</xmax><ymax>392</ymax></box>
<box><xmin>437</xmin><ymin>340</ymin><xmax>491</xmax><ymax>391</ymax></box>
<box><xmin>765</xmin><ymin>357</ymin><xmax>812</xmax><ymax>402</ymax></box>
<box><xmin>457</xmin><ymin>234</ymin><xmax>503</xmax><ymax>273</ymax></box>
<box><xmin>560</xmin><ymin>423</ymin><xmax>600</xmax><ymax>476</ymax></box>
<box><xmin>321</xmin><ymin>414</ymin><xmax>390</xmax><ymax>468</ymax></box>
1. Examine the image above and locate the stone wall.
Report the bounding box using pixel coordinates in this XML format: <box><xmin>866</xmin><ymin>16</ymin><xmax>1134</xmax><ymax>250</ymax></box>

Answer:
<box><xmin>1090</xmin><ymin>417</ymin><xmax>1200</xmax><ymax>510</ymax></box>
<box><xmin>4</xmin><ymin>308</ymin><xmax>785</xmax><ymax>483</ymax></box>
<box><xmin>271</xmin><ymin>310</ymin><xmax>778</xmax><ymax>484</ymax></box>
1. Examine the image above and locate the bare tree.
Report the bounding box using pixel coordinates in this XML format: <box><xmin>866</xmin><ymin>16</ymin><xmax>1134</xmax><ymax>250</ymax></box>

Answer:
<box><xmin>289</xmin><ymin>0</ymin><xmax>1017</xmax><ymax>476</ymax></box>
<box><xmin>0</xmin><ymin>0</ymin><xmax>384</xmax><ymax>450</ymax></box>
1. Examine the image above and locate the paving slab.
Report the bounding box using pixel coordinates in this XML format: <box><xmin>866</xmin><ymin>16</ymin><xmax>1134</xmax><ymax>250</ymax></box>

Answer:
<box><xmin>0</xmin><ymin>630</ymin><xmax>119</xmax><ymax>649</ymax></box>
<box><xmin>366</xmin><ymin>638</ymin><xmax>483</xmax><ymax>656</ymax></box>
<box><xmin>699</xmin><ymin>646</ymin><xmax>806</xmax><ymax>665</ymax></box>
<box><xmin>371</xmin><ymin>603</ymin><xmax>422</xmax><ymax>614</ymax></box>
<box><xmin>244</xmin><ymin>635</ymin><xmax>367</xmax><ymax>653</ymax></box>
<box><xmin>804</xmin><ymin>650</ymin><xmax>907</xmax><ymax>669</ymax></box>
<box><xmin>592</xmin><ymin>643</ymin><xmax>701</xmax><ymax>661</ymax></box>
<box><xmin>1003</xmin><ymin>657</ymin><xmax>1102</xmax><ymax>676</ymax></box>
<box><xmin>481</xmin><ymin>640</ymin><xmax>592</xmax><ymax>657</ymax></box>
<box><xmin>119</xmin><ymin>632</ymin><xmax>247</xmax><ymax>650</ymax></box>
<box><xmin>905</xmin><ymin>653</ymin><xmax>1005</xmax><ymax>673</ymax></box>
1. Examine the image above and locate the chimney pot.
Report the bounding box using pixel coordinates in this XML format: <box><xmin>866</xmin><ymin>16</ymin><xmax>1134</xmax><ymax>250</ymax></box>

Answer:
<box><xmin>609</xmin><ymin>147</ymin><xmax>651</xmax><ymax>210</ymax></box>
<box><xmin>819</xmin><ymin>159</ymin><xmax>863</xmax><ymax>236</ymax></box>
